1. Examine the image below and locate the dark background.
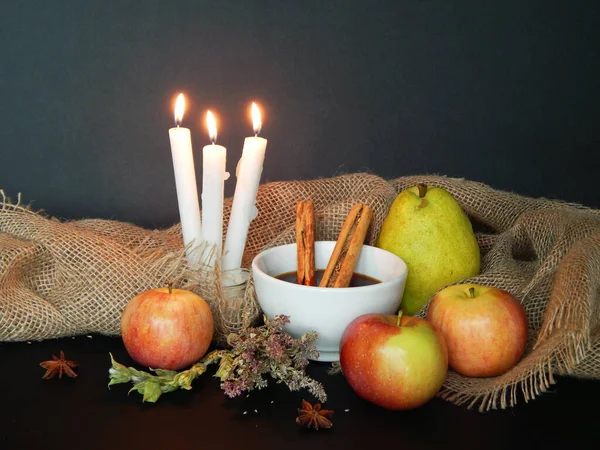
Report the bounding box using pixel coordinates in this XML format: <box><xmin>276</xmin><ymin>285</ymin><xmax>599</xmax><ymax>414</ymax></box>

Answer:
<box><xmin>1</xmin><ymin>1</ymin><xmax>599</xmax><ymax>229</ymax></box>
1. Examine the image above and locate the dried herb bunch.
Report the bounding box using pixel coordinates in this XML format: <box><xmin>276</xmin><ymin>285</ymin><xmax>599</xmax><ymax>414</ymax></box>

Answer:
<box><xmin>108</xmin><ymin>315</ymin><xmax>327</xmax><ymax>403</ymax></box>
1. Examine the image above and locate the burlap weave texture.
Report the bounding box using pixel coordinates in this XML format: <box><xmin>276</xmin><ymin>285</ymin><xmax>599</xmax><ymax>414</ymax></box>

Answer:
<box><xmin>1</xmin><ymin>173</ymin><xmax>599</xmax><ymax>411</ymax></box>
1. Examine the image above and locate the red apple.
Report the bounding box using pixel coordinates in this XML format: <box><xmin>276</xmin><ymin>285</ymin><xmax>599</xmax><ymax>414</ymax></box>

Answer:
<box><xmin>121</xmin><ymin>283</ymin><xmax>214</xmax><ymax>370</ymax></box>
<box><xmin>339</xmin><ymin>313</ymin><xmax>448</xmax><ymax>410</ymax></box>
<box><xmin>426</xmin><ymin>283</ymin><xmax>528</xmax><ymax>377</ymax></box>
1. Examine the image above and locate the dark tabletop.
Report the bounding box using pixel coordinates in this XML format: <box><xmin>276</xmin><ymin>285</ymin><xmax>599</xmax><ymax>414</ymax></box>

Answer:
<box><xmin>1</xmin><ymin>334</ymin><xmax>599</xmax><ymax>450</ymax></box>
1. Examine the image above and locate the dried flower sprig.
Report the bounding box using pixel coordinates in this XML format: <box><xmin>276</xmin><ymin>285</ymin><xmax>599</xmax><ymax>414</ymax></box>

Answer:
<box><xmin>108</xmin><ymin>315</ymin><xmax>327</xmax><ymax>403</ymax></box>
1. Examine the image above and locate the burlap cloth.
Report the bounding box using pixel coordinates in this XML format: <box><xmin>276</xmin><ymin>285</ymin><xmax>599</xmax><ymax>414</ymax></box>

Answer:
<box><xmin>1</xmin><ymin>173</ymin><xmax>599</xmax><ymax>411</ymax></box>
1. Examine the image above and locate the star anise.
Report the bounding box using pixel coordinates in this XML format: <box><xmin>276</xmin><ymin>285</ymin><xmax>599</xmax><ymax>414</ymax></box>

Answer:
<box><xmin>40</xmin><ymin>350</ymin><xmax>78</xmax><ymax>379</ymax></box>
<box><xmin>296</xmin><ymin>399</ymin><xmax>333</xmax><ymax>430</ymax></box>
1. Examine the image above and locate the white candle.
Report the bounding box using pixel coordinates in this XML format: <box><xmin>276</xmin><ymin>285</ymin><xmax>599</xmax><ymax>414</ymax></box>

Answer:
<box><xmin>168</xmin><ymin>93</ymin><xmax>204</xmax><ymax>268</ymax></box>
<box><xmin>202</xmin><ymin>110</ymin><xmax>228</xmax><ymax>268</ymax></box>
<box><xmin>222</xmin><ymin>102</ymin><xmax>267</xmax><ymax>276</ymax></box>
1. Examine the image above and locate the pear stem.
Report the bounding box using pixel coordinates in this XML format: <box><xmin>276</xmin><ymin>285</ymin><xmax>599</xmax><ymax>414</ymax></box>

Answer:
<box><xmin>167</xmin><ymin>280</ymin><xmax>173</xmax><ymax>294</ymax></box>
<box><xmin>468</xmin><ymin>287</ymin><xmax>476</xmax><ymax>298</ymax></box>
<box><xmin>396</xmin><ymin>309</ymin><xmax>404</xmax><ymax>327</ymax></box>
<box><xmin>417</xmin><ymin>184</ymin><xmax>428</xmax><ymax>198</ymax></box>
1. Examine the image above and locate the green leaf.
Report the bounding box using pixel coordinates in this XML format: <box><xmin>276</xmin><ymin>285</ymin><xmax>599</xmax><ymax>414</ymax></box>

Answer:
<box><xmin>108</xmin><ymin>353</ymin><xmax>132</xmax><ymax>386</ymax></box>
<box><xmin>152</xmin><ymin>369</ymin><xmax>178</xmax><ymax>379</ymax></box>
<box><xmin>214</xmin><ymin>353</ymin><xmax>234</xmax><ymax>381</ymax></box>
<box><xmin>142</xmin><ymin>381</ymin><xmax>163</xmax><ymax>403</ymax></box>
<box><xmin>109</xmin><ymin>353</ymin><xmax>127</xmax><ymax>371</ymax></box>
<box><xmin>128</xmin><ymin>366</ymin><xmax>152</xmax><ymax>382</ymax></box>
<box><xmin>174</xmin><ymin>370</ymin><xmax>198</xmax><ymax>389</ymax></box>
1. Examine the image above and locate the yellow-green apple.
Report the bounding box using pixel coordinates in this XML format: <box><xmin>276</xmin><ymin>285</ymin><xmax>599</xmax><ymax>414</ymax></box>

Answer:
<box><xmin>427</xmin><ymin>283</ymin><xmax>528</xmax><ymax>377</ymax></box>
<box><xmin>121</xmin><ymin>282</ymin><xmax>213</xmax><ymax>370</ymax></box>
<box><xmin>339</xmin><ymin>312</ymin><xmax>448</xmax><ymax>410</ymax></box>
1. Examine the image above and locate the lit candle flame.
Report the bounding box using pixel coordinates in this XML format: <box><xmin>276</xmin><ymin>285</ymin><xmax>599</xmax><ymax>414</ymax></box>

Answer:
<box><xmin>251</xmin><ymin>102</ymin><xmax>262</xmax><ymax>136</ymax></box>
<box><xmin>174</xmin><ymin>93</ymin><xmax>185</xmax><ymax>126</ymax></box>
<box><xmin>207</xmin><ymin>110</ymin><xmax>218</xmax><ymax>144</ymax></box>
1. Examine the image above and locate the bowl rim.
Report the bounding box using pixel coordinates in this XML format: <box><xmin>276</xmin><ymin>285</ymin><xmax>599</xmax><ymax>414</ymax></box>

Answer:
<box><xmin>251</xmin><ymin>241</ymin><xmax>407</xmax><ymax>293</ymax></box>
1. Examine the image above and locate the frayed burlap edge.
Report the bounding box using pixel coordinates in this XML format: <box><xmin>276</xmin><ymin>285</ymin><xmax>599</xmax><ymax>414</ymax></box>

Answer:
<box><xmin>0</xmin><ymin>189</ymin><xmax>257</xmax><ymax>345</ymax></box>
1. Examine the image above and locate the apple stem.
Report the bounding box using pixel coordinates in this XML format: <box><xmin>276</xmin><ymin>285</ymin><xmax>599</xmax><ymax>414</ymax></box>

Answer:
<box><xmin>167</xmin><ymin>280</ymin><xmax>173</xmax><ymax>294</ymax></box>
<box><xmin>469</xmin><ymin>287</ymin><xmax>476</xmax><ymax>298</ymax></box>
<box><xmin>417</xmin><ymin>183</ymin><xmax>428</xmax><ymax>198</ymax></box>
<box><xmin>396</xmin><ymin>309</ymin><xmax>404</xmax><ymax>327</ymax></box>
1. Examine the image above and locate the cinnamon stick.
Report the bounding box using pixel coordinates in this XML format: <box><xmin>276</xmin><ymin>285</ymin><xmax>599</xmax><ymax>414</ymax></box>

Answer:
<box><xmin>296</xmin><ymin>200</ymin><xmax>316</xmax><ymax>286</ymax></box>
<box><xmin>319</xmin><ymin>203</ymin><xmax>373</xmax><ymax>288</ymax></box>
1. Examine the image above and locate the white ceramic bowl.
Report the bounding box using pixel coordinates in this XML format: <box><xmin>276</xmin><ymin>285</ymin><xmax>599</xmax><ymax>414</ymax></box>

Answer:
<box><xmin>251</xmin><ymin>241</ymin><xmax>408</xmax><ymax>362</ymax></box>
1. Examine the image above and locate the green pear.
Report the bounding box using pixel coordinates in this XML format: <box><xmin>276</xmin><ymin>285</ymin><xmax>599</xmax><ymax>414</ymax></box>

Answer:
<box><xmin>376</xmin><ymin>184</ymin><xmax>480</xmax><ymax>315</ymax></box>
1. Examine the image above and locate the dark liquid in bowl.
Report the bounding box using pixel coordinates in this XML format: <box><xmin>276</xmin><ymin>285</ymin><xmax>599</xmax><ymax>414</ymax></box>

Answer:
<box><xmin>275</xmin><ymin>269</ymin><xmax>381</xmax><ymax>287</ymax></box>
